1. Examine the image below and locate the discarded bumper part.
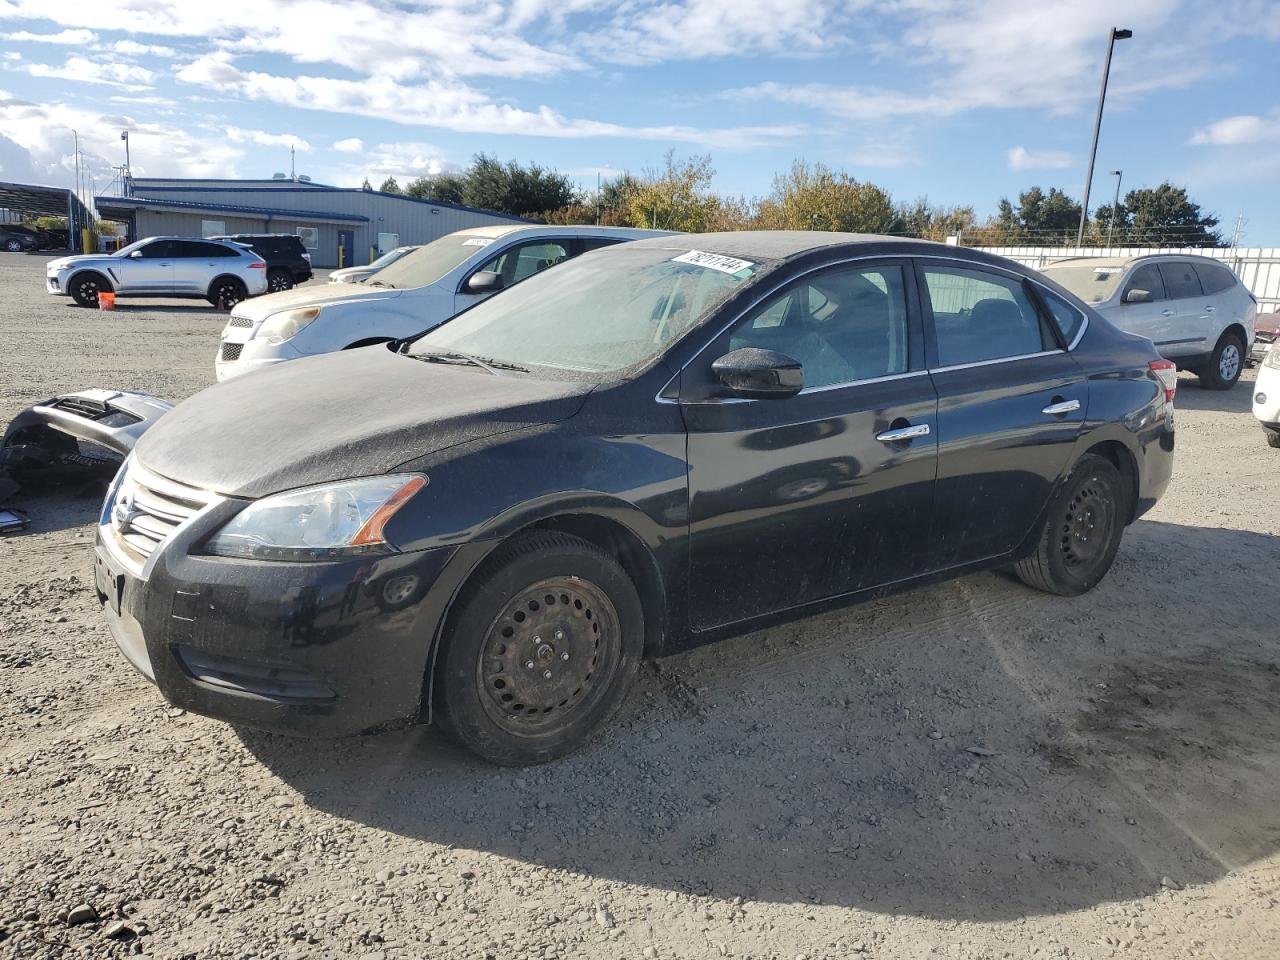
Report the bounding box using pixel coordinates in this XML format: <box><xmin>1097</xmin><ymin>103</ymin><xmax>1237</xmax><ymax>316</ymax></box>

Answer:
<box><xmin>0</xmin><ymin>390</ymin><xmax>172</xmax><ymax>492</ymax></box>
<box><xmin>0</xmin><ymin>508</ymin><xmax>29</xmax><ymax>534</ymax></box>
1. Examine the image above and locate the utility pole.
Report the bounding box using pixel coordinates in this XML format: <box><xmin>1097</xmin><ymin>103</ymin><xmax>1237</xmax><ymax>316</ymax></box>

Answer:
<box><xmin>1106</xmin><ymin>169</ymin><xmax>1123</xmax><ymax>248</ymax></box>
<box><xmin>1231</xmin><ymin>214</ymin><xmax>1245</xmax><ymax>248</ymax></box>
<box><xmin>1077</xmin><ymin>27</ymin><xmax>1133</xmax><ymax>247</ymax></box>
<box><xmin>121</xmin><ymin>129</ymin><xmax>131</xmax><ymax>194</ymax></box>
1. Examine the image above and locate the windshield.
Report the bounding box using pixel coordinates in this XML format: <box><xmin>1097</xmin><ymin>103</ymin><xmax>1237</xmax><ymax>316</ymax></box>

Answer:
<box><xmin>410</xmin><ymin>246</ymin><xmax>764</xmax><ymax>374</ymax></box>
<box><xmin>368</xmin><ymin>233</ymin><xmax>503</xmax><ymax>289</ymax></box>
<box><xmin>113</xmin><ymin>239</ymin><xmax>151</xmax><ymax>257</ymax></box>
<box><xmin>1040</xmin><ymin>262</ymin><xmax>1128</xmax><ymax>304</ymax></box>
<box><xmin>365</xmin><ymin>246</ymin><xmax>414</xmax><ymax>271</ymax></box>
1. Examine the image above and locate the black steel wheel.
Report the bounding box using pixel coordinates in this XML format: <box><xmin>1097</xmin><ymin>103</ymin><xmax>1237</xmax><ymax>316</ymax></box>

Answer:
<box><xmin>70</xmin><ymin>272</ymin><xmax>109</xmax><ymax>307</ymax></box>
<box><xmin>209</xmin><ymin>277</ymin><xmax>248</xmax><ymax>310</ymax></box>
<box><xmin>435</xmin><ymin>531</ymin><xmax>643</xmax><ymax>765</ymax></box>
<box><xmin>1013</xmin><ymin>453</ymin><xmax>1126</xmax><ymax>596</ymax></box>
<box><xmin>267</xmin><ymin>268</ymin><xmax>294</xmax><ymax>293</ymax></box>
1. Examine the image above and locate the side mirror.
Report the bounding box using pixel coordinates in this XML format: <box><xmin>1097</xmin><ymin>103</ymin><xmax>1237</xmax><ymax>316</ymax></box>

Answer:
<box><xmin>1123</xmin><ymin>287</ymin><xmax>1151</xmax><ymax>303</ymax></box>
<box><xmin>129</xmin><ymin>250</ymin><xmax>144</xmax><ymax>259</ymax></box>
<box><xmin>464</xmin><ymin>271</ymin><xmax>504</xmax><ymax>295</ymax></box>
<box><xmin>711</xmin><ymin>347</ymin><xmax>803</xmax><ymax>399</ymax></box>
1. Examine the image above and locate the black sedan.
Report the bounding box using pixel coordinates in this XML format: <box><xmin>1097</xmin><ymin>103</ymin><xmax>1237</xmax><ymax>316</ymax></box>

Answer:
<box><xmin>94</xmin><ymin>233</ymin><xmax>1176</xmax><ymax>765</ymax></box>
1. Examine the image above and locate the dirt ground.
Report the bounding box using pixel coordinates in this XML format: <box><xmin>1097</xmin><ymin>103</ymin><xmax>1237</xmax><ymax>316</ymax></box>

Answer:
<box><xmin>1</xmin><ymin>251</ymin><xmax>1278</xmax><ymax>960</ymax></box>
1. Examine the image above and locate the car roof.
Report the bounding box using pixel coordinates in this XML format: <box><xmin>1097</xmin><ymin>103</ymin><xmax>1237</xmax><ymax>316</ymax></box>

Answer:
<box><xmin>450</xmin><ymin>224</ymin><xmax>676</xmax><ymax>240</ymax></box>
<box><xmin>626</xmin><ymin>230</ymin><xmax>939</xmax><ymax>262</ymax></box>
<box><xmin>1044</xmin><ymin>253</ymin><xmax>1230</xmax><ymax>269</ymax></box>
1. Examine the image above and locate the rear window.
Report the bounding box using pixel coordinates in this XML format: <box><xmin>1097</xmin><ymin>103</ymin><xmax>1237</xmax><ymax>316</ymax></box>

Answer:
<box><xmin>1192</xmin><ymin>262</ymin><xmax>1237</xmax><ymax>295</ymax></box>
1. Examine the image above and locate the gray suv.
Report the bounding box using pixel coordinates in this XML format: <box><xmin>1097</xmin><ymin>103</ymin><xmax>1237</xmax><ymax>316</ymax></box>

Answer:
<box><xmin>46</xmin><ymin>237</ymin><xmax>270</xmax><ymax>309</ymax></box>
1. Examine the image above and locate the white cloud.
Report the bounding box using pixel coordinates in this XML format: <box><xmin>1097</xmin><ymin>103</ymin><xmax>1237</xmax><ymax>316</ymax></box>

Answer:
<box><xmin>332</xmin><ymin>137</ymin><xmax>364</xmax><ymax>153</ymax></box>
<box><xmin>225</xmin><ymin>126</ymin><xmax>311</xmax><ymax>150</ymax></box>
<box><xmin>736</xmin><ymin>81</ymin><xmax>956</xmax><ymax>121</ymax></box>
<box><xmin>1007</xmin><ymin>146</ymin><xmax>1073</xmax><ymax>171</ymax></box>
<box><xmin>9</xmin><ymin>28</ymin><xmax>94</xmax><ymax>44</ymax></box>
<box><xmin>111</xmin><ymin>40</ymin><xmax>180</xmax><ymax>58</ymax></box>
<box><xmin>24</xmin><ymin>56</ymin><xmax>154</xmax><ymax>87</ymax></box>
<box><xmin>1190</xmin><ymin>109</ymin><xmax>1280</xmax><ymax>146</ymax></box>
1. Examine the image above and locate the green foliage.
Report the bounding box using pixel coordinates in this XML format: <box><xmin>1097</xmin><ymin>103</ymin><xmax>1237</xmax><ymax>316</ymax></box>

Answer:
<box><xmin>379</xmin><ymin>176</ymin><xmax>401</xmax><ymax>194</ymax></box>
<box><xmin>461</xmin><ymin>154</ymin><xmax>577</xmax><ymax>218</ymax></box>
<box><xmin>405</xmin><ymin>173</ymin><xmax>466</xmax><ymax>204</ymax></box>
<box><xmin>896</xmin><ymin>198</ymin><xmax>977</xmax><ymax>242</ymax></box>
<box><xmin>755</xmin><ymin>161</ymin><xmax>898</xmax><ymax>234</ymax></box>
<box><xmin>1092</xmin><ymin>182</ymin><xmax>1221</xmax><ymax>245</ymax></box>
<box><xmin>622</xmin><ymin>152</ymin><xmax>722</xmax><ymax>232</ymax></box>
<box><xmin>360</xmin><ymin>177</ymin><xmax>372</xmax><ymax>191</ymax></box>
<box><xmin>990</xmin><ymin>186</ymin><xmax>1082</xmax><ymax>244</ymax></box>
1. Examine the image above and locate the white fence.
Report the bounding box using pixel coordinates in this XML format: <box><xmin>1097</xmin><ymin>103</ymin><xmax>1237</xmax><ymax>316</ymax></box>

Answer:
<box><xmin>975</xmin><ymin>246</ymin><xmax>1280</xmax><ymax>314</ymax></box>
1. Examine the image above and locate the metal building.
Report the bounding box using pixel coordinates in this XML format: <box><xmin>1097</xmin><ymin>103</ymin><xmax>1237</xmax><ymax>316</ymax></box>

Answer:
<box><xmin>95</xmin><ymin>178</ymin><xmax>530</xmax><ymax>268</ymax></box>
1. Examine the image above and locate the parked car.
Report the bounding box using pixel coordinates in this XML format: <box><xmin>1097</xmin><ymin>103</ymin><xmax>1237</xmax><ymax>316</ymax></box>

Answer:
<box><xmin>1250</xmin><ymin>311</ymin><xmax>1279</xmax><ymax>366</ymax></box>
<box><xmin>93</xmin><ymin>233</ymin><xmax>1175</xmax><ymax>765</ymax></box>
<box><xmin>212</xmin><ymin>233</ymin><xmax>312</xmax><ymax>293</ymax></box>
<box><xmin>214</xmin><ymin>225</ymin><xmax>670</xmax><ymax>381</ymax></box>
<box><xmin>1</xmin><ymin>225</ymin><xmax>39</xmax><ymax>252</ymax></box>
<box><xmin>328</xmin><ymin>245</ymin><xmax>418</xmax><ymax>284</ymax></box>
<box><xmin>1253</xmin><ymin>343</ymin><xmax>1280</xmax><ymax>448</ymax></box>
<box><xmin>37</xmin><ymin>227</ymin><xmax>70</xmax><ymax>250</ymax></box>
<box><xmin>46</xmin><ymin>237</ymin><xmax>268</xmax><ymax>308</ymax></box>
<box><xmin>1039</xmin><ymin>255</ymin><xmax>1256</xmax><ymax>389</ymax></box>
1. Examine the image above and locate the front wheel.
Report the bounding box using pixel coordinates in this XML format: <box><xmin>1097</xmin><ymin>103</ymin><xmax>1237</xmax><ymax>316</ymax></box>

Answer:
<box><xmin>1267</xmin><ymin>429</ymin><xmax>1280</xmax><ymax>450</ymax></box>
<box><xmin>434</xmin><ymin>531</ymin><xmax>643</xmax><ymax>765</ymax></box>
<box><xmin>208</xmin><ymin>277</ymin><xmax>248</xmax><ymax>310</ymax></box>
<box><xmin>1199</xmin><ymin>331</ymin><xmax>1245</xmax><ymax>390</ymax></box>
<box><xmin>70</xmin><ymin>272</ymin><xmax>110</xmax><ymax>307</ymax></box>
<box><xmin>1013</xmin><ymin>454</ymin><xmax>1126</xmax><ymax>597</ymax></box>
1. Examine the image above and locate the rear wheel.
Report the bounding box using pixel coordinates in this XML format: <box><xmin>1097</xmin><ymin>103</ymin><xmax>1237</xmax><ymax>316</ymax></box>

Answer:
<box><xmin>1013</xmin><ymin>454</ymin><xmax>1126</xmax><ymax>597</ymax></box>
<box><xmin>267</xmin><ymin>268</ymin><xmax>294</xmax><ymax>293</ymax></box>
<box><xmin>434</xmin><ymin>531</ymin><xmax>643</xmax><ymax>765</ymax></box>
<box><xmin>70</xmin><ymin>272</ymin><xmax>110</xmax><ymax>307</ymax></box>
<box><xmin>208</xmin><ymin>277</ymin><xmax>248</xmax><ymax>310</ymax></box>
<box><xmin>1199</xmin><ymin>331</ymin><xmax>1245</xmax><ymax>390</ymax></box>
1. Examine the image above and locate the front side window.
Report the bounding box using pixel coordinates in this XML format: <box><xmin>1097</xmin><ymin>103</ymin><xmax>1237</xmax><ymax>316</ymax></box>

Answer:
<box><xmin>728</xmin><ymin>264</ymin><xmax>909</xmax><ymax>388</ymax></box>
<box><xmin>923</xmin><ymin>266</ymin><xmax>1048</xmax><ymax>366</ymax></box>
<box><xmin>1159</xmin><ymin>262</ymin><xmax>1203</xmax><ymax>300</ymax></box>
<box><xmin>1125</xmin><ymin>263</ymin><xmax>1166</xmax><ymax>302</ymax></box>
<box><xmin>413</xmin><ymin>246</ymin><xmax>763</xmax><ymax>374</ymax></box>
<box><xmin>137</xmin><ymin>240</ymin><xmax>175</xmax><ymax>259</ymax></box>
<box><xmin>477</xmin><ymin>241</ymin><xmax>569</xmax><ymax>286</ymax></box>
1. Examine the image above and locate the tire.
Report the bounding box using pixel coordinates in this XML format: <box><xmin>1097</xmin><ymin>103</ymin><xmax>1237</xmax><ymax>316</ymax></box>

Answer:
<box><xmin>1013</xmin><ymin>453</ymin><xmax>1127</xmax><ymax>597</ymax></box>
<box><xmin>267</xmin><ymin>268</ymin><xmax>294</xmax><ymax>293</ymax></box>
<box><xmin>1199</xmin><ymin>331</ymin><xmax>1245</xmax><ymax>390</ymax></box>
<box><xmin>4</xmin><ymin>239</ymin><xmax>22</xmax><ymax>253</ymax></box>
<box><xmin>1267</xmin><ymin>430</ymin><xmax>1280</xmax><ymax>450</ymax></box>
<box><xmin>434</xmin><ymin>531</ymin><xmax>644</xmax><ymax>765</ymax></box>
<box><xmin>208</xmin><ymin>277</ymin><xmax>248</xmax><ymax>310</ymax></box>
<box><xmin>69</xmin><ymin>272</ymin><xmax>110</xmax><ymax>308</ymax></box>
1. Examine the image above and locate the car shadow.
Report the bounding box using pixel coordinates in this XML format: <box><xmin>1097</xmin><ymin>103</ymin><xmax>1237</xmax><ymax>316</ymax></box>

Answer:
<box><xmin>238</xmin><ymin>519</ymin><xmax>1280</xmax><ymax>922</ymax></box>
<box><xmin>1173</xmin><ymin>370</ymin><xmax>1259</xmax><ymax>415</ymax></box>
<box><xmin>0</xmin><ymin>489</ymin><xmax>103</xmax><ymax>536</ymax></box>
<box><xmin>60</xmin><ymin>303</ymin><xmax>231</xmax><ymax>317</ymax></box>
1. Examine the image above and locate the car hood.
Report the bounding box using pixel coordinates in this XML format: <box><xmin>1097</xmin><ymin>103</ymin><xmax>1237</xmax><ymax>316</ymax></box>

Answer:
<box><xmin>229</xmin><ymin>282</ymin><xmax>408</xmax><ymax>322</ymax></box>
<box><xmin>48</xmin><ymin>253</ymin><xmax>121</xmax><ymax>271</ymax></box>
<box><xmin>133</xmin><ymin>347</ymin><xmax>593</xmax><ymax>499</ymax></box>
<box><xmin>1256</xmin><ymin>313</ymin><xmax>1280</xmax><ymax>336</ymax></box>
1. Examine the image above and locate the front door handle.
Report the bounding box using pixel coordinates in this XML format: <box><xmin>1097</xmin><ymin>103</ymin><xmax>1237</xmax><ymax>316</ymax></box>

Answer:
<box><xmin>1204</xmin><ymin>305</ymin><xmax>1216</xmax><ymax>313</ymax></box>
<box><xmin>876</xmin><ymin>423</ymin><xmax>931</xmax><ymax>443</ymax></box>
<box><xmin>1042</xmin><ymin>399</ymin><xmax>1081</xmax><ymax>416</ymax></box>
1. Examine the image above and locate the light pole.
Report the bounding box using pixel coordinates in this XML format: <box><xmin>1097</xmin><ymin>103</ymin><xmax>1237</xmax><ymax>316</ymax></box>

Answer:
<box><xmin>1076</xmin><ymin>27</ymin><xmax>1132</xmax><ymax>248</ymax></box>
<box><xmin>121</xmin><ymin>129</ymin><xmax>131</xmax><ymax>194</ymax></box>
<box><xmin>1106</xmin><ymin>169</ymin><xmax>1123</xmax><ymax>247</ymax></box>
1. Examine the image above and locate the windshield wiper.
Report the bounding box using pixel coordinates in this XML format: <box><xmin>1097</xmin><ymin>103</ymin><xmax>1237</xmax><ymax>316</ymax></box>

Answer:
<box><xmin>410</xmin><ymin>351</ymin><xmax>528</xmax><ymax>374</ymax></box>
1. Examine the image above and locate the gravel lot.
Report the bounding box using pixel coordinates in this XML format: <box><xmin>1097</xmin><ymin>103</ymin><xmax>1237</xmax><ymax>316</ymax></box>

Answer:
<box><xmin>2</xmin><ymin>250</ymin><xmax>1278</xmax><ymax>960</ymax></box>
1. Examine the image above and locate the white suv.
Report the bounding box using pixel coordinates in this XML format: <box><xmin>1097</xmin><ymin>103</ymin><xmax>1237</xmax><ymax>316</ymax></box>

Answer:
<box><xmin>47</xmin><ymin>237</ymin><xmax>268</xmax><ymax>309</ymax></box>
<box><xmin>1040</xmin><ymin>254</ymin><xmax>1257</xmax><ymax>389</ymax></box>
<box><xmin>214</xmin><ymin>224</ymin><xmax>671</xmax><ymax>381</ymax></box>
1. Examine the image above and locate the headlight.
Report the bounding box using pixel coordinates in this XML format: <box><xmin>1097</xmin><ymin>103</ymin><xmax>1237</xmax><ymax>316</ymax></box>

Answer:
<box><xmin>259</xmin><ymin>306</ymin><xmax>321</xmax><ymax>343</ymax></box>
<box><xmin>1264</xmin><ymin>346</ymin><xmax>1280</xmax><ymax>370</ymax></box>
<box><xmin>203</xmin><ymin>474</ymin><xmax>427</xmax><ymax>561</ymax></box>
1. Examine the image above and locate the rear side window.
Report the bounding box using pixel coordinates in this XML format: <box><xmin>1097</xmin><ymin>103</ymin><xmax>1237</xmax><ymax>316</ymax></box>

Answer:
<box><xmin>1192</xmin><ymin>262</ymin><xmax>1237</xmax><ymax>295</ymax></box>
<box><xmin>1159</xmin><ymin>262</ymin><xmax>1203</xmax><ymax>300</ymax></box>
<box><xmin>177</xmin><ymin>241</ymin><xmax>238</xmax><ymax>258</ymax></box>
<box><xmin>1040</xmin><ymin>289</ymin><xmax>1085</xmax><ymax>345</ymax></box>
<box><xmin>923</xmin><ymin>266</ymin><xmax>1049</xmax><ymax>366</ymax></box>
<box><xmin>1125</xmin><ymin>263</ymin><xmax>1166</xmax><ymax>302</ymax></box>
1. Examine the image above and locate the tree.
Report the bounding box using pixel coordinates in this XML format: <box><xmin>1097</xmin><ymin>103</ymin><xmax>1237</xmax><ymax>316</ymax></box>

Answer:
<box><xmin>405</xmin><ymin>173</ymin><xmax>466</xmax><ymax>204</ymax></box>
<box><xmin>754</xmin><ymin>161</ymin><xmax>898</xmax><ymax>234</ymax></box>
<box><xmin>987</xmin><ymin>186</ymin><xmax>1081</xmax><ymax>244</ymax></box>
<box><xmin>623</xmin><ymin>153</ymin><xmax>722</xmax><ymax>232</ymax></box>
<box><xmin>461</xmin><ymin>153</ymin><xmax>577</xmax><ymax>217</ymax></box>
<box><xmin>379</xmin><ymin>176</ymin><xmax>401</xmax><ymax>194</ymax></box>
<box><xmin>896</xmin><ymin>198</ymin><xmax>977</xmax><ymax>241</ymax></box>
<box><xmin>1093</xmin><ymin>182</ymin><xmax>1221</xmax><ymax>246</ymax></box>
<box><xmin>360</xmin><ymin>177</ymin><xmax>372</xmax><ymax>191</ymax></box>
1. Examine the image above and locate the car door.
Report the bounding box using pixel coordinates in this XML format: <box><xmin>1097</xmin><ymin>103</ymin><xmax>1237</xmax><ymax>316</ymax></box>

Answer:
<box><xmin>1112</xmin><ymin>262</ymin><xmax>1173</xmax><ymax>349</ymax></box>
<box><xmin>920</xmin><ymin>261</ymin><xmax>1088</xmax><ymax>569</ymax></box>
<box><xmin>454</xmin><ymin>239</ymin><xmax>570</xmax><ymax>312</ymax></box>
<box><xmin>168</xmin><ymin>240</ymin><xmax>227</xmax><ymax>295</ymax></box>
<box><xmin>681</xmin><ymin>259</ymin><xmax>938</xmax><ymax>631</ymax></box>
<box><xmin>119</xmin><ymin>240</ymin><xmax>175</xmax><ymax>293</ymax></box>
<box><xmin>1155</xmin><ymin>261</ymin><xmax>1209</xmax><ymax>358</ymax></box>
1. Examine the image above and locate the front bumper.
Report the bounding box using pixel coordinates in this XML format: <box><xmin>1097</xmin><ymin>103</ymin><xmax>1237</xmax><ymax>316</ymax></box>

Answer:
<box><xmin>1251</xmin><ymin>338</ymin><xmax>1274</xmax><ymax>362</ymax></box>
<box><xmin>94</xmin><ymin>474</ymin><xmax>458</xmax><ymax>737</ymax></box>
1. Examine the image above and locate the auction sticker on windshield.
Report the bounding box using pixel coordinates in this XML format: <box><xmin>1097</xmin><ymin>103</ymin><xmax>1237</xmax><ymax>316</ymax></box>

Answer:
<box><xmin>462</xmin><ymin>238</ymin><xmax>495</xmax><ymax>246</ymax></box>
<box><xmin>672</xmin><ymin>250</ymin><xmax>755</xmax><ymax>275</ymax></box>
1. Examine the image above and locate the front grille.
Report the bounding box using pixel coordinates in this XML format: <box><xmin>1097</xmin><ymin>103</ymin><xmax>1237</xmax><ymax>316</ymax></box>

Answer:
<box><xmin>105</xmin><ymin>462</ymin><xmax>217</xmax><ymax>572</ymax></box>
<box><xmin>220</xmin><ymin>342</ymin><xmax>243</xmax><ymax>362</ymax></box>
<box><xmin>226</xmin><ymin>315</ymin><xmax>254</xmax><ymax>328</ymax></box>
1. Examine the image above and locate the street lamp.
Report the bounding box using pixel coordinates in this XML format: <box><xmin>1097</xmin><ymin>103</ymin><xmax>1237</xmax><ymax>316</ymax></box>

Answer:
<box><xmin>1106</xmin><ymin>169</ymin><xmax>1123</xmax><ymax>247</ymax></box>
<box><xmin>121</xmin><ymin>130</ymin><xmax>131</xmax><ymax>194</ymax></box>
<box><xmin>1076</xmin><ymin>27</ymin><xmax>1132</xmax><ymax>248</ymax></box>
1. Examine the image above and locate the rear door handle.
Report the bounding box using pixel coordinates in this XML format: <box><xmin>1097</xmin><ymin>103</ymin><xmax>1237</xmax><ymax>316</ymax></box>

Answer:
<box><xmin>1204</xmin><ymin>305</ymin><xmax>1216</xmax><ymax>313</ymax></box>
<box><xmin>876</xmin><ymin>423</ymin><xmax>931</xmax><ymax>443</ymax></box>
<box><xmin>1161</xmin><ymin>308</ymin><xmax>1175</xmax><ymax>317</ymax></box>
<box><xmin>1042</xmin><ymin>399</ymin><xmax>1081</xmax><ymax>416</ymax></box>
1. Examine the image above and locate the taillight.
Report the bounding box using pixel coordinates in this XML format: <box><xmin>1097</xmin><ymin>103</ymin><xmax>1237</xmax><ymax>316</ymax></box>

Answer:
<box><xmin>247</xmin><ymin>261</ymin><xmax>266</xmax><ymax>269</ymax></box>
<box><xmin>1149</xmin><ymin>359</ymin><xmax>1177</xmax><ymax>402</ymax></box>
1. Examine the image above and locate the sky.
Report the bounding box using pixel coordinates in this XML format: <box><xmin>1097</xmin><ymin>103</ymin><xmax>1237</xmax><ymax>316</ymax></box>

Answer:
<box><xmin>1</xmin><ymin>0</ymin><xmax>1279</xmax><ymax>243</ymax></box>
